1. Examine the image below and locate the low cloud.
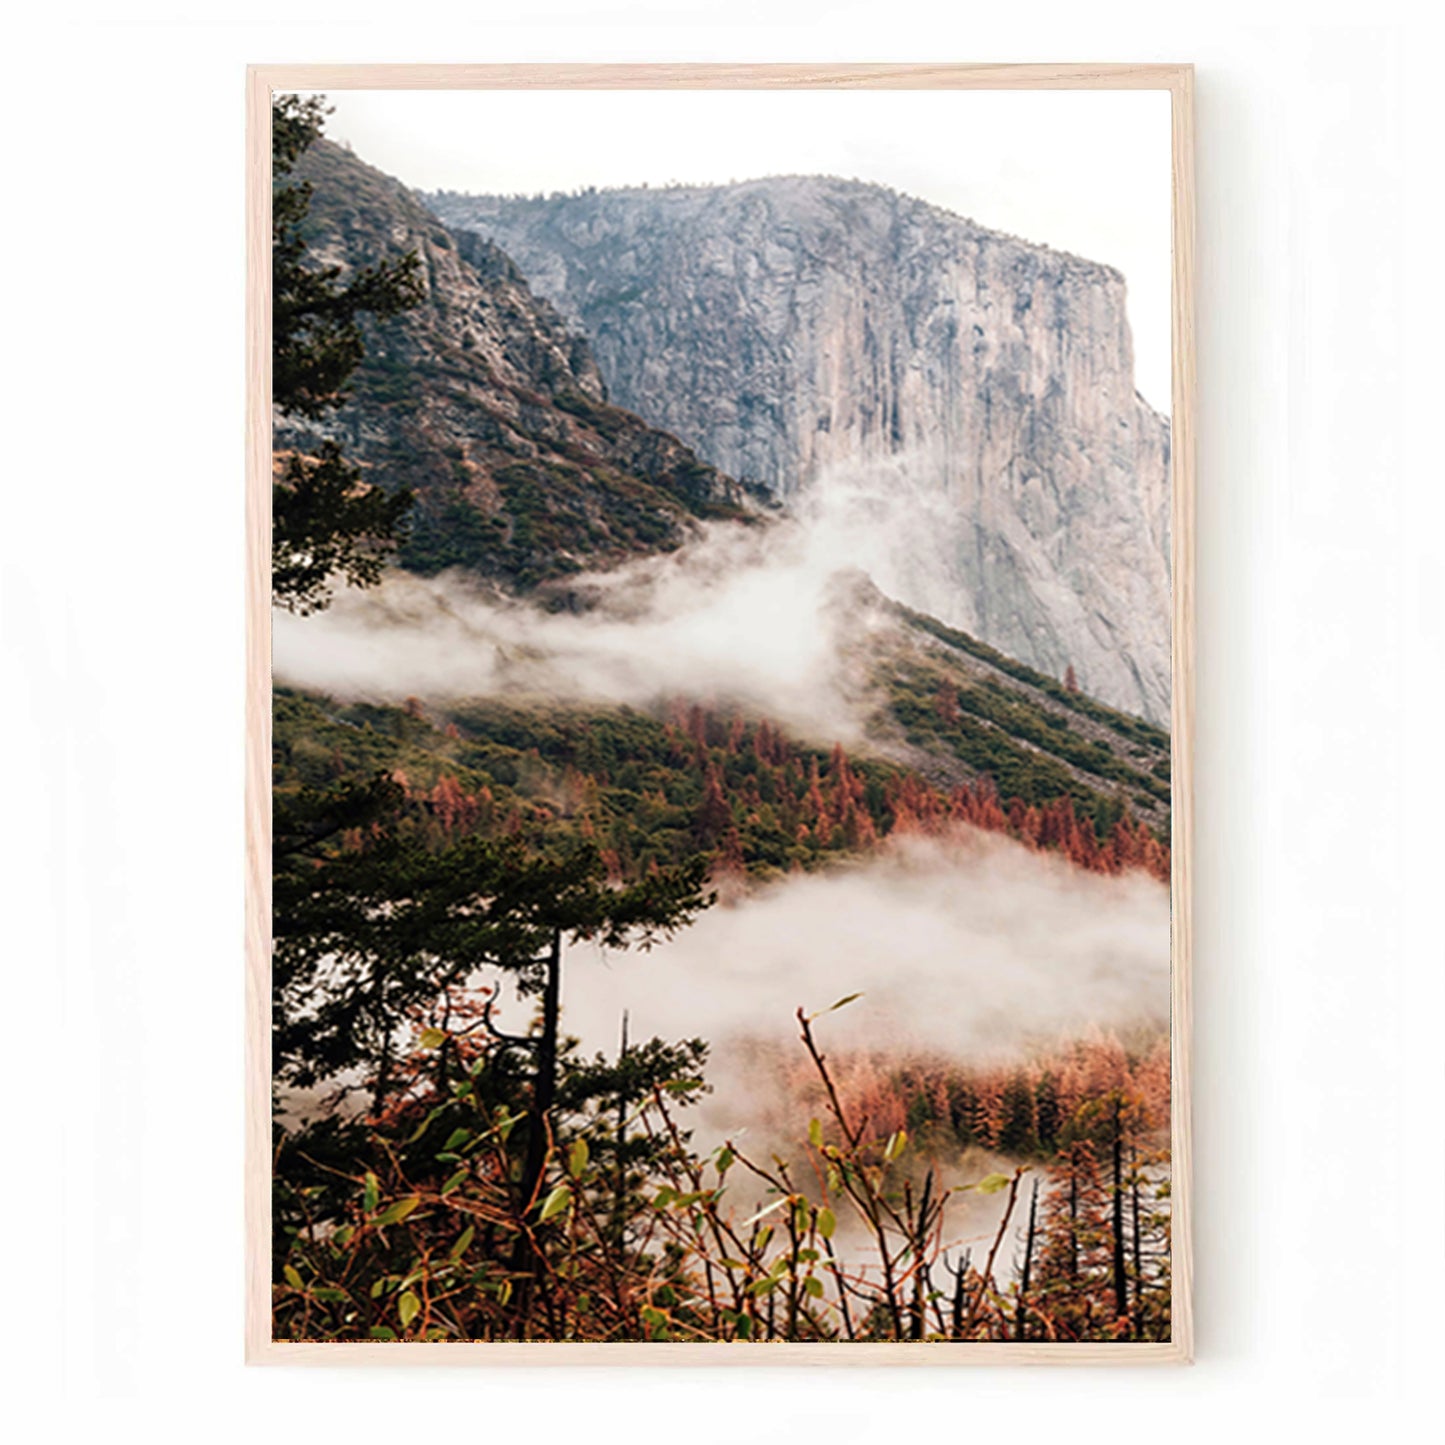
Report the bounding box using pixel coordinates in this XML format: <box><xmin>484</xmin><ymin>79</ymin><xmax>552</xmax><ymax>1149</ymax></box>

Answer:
<box><xmin>272</xmin><ymin>450</ymin><xmax>970</xmax><ymax>745</ymax></box>
<box><xmin>476</xmin><ymin>833</ymin><xmax>1170</xmax><ymax>1150</ymax></box>
<box><xmin>555</xmin><ymin>833</ymin><xmax>1169</xmax><ymax>1067</ymax></box>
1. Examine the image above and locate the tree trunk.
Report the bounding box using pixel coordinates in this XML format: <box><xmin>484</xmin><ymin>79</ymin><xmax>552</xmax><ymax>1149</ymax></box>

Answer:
<box><xmin>1110</xmin><ymin>1096</ymin><xmax>1130</xmax><ymax>1333</ymax></box>
<box><xmin>509</xmin><ymin>930</ymin><xmax>564</xmax><ymax>1330</ymax></box>
<box><xmin>519</xmin><ymin>928</ymin><xmax>562</xmax><ymax>1217</ymax></box>
<box><xmin>1015</xmin><ymin>1178</ymin><xmax>1039</xmax><ymax>1340</ymax></box>
<box><xmin>612</xmin><ymin>1010</ymin><xmax>629</xmax><ymax>1245</ymax></box>
<box><xmin>950</xmin><ymin>1250</ymin><xmax>968</xmax><ymax>1338</ymax></box>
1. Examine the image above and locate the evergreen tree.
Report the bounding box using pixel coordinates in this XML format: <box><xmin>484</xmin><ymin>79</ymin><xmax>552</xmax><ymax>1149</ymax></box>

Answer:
<box><xmin>270</xmin><ymin>94</ymin><xmax>423</xmax><ymax>613</ymax></box>
<box><xmin>1035</xmin><ymin>1071</ymin><xmax>1062</xmax><ymax>1152</ymax></box>
<box><xmin>997</xmin><ymin>1072</ymin><xmax>1039</xmax><ymax>1156</ymax></box>
<box><xmin>274</xmin><ymin>821</ymin><xmax>711</xmax><ymax>1117</ymax></box>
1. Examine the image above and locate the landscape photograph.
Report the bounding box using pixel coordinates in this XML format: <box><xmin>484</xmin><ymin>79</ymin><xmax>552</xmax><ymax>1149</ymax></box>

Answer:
<box><xmin>266</xmin><ymin>83</ymin><xmax>1179</xmax><ymax>1347</ymax></box>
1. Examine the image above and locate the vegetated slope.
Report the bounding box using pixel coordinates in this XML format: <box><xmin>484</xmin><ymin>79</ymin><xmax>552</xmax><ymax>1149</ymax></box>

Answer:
<box><xmin>429</xmin><ymin>177</ymin><xmax>1172</xmax><ymax>722</ymax></box>
<box><xmin>274</xmin><ymin>141</ymin><xmax>763</xmax><ymax>590</ymax></box>
<box><xmin>879</xmin><ymin>599</ymin><xmax>1171</xmax><ymax>836</ymax></box>
<box><xmin>275</xmin><ymin>669</ymin><xmax>1168</xmax><ymax>890</ymax></box>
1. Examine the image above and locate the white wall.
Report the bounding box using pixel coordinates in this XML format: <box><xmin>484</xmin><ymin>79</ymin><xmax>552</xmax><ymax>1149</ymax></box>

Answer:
<box><xmin>5</xmin><ymin>3</ymin><xmax>1441</xmax><ymax>1439</ymax></box>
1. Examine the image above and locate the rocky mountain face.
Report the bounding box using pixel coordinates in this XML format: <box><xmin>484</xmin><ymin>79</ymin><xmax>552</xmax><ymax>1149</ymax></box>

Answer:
<box><xmin>428</xmin><ymin>178</ymin><xmax>1172</xmax><ymax>722</ymax></box>
<box><xmin>275</xmin><ymin>143</ymin><xmax>759</xmax><ymax>591</ymax></box>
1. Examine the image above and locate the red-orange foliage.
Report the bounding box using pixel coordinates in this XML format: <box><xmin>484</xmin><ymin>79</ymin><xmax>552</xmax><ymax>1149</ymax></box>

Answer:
<box><xmin>694</xmin><ymin>764</ymin><xmax>732</xmax><ymax>844</ymax></box>
<box><xmin>884</xmin><ymin>774</ymin><xmax>1167</xmax><ymax>884</ymax></box>
<box><xmin>395</xmin><ymin>701</ymin><xmax>1168</xmax><ymax>889</ymax></box>
<box><xmin>778</xmin><ymin>1033</ymin><xmax>1171</xmax><ymax>1158</ymax></box>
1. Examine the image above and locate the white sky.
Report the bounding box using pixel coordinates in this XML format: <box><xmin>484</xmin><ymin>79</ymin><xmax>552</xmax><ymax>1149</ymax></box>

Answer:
<box><xmin>316</xmin><ymin>88</ymin><xmax>1173</xmax><ymax>412</ymax></box>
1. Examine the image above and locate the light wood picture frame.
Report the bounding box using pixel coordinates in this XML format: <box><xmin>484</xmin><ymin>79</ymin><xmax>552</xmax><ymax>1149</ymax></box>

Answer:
<box><xmin>247</xmin><ymin>62</ymin><xmax>1194</xmax><ymax>1366</ymax></box>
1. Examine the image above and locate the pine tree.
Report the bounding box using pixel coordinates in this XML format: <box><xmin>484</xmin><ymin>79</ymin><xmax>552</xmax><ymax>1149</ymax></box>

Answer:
<box><xmin>1035</xmin><ymin>1072</ymin><xmax>1062</xmax><ymax>1152</ymax></box>
<box><xmin>1035</xmin><ymin>1140</ymin><xmax>1113</xmax><ymax>1339</ymax></box>
<box><xmin>997</xmin><ymin>1073</ymin><xmax>1039</xmax><ymax>1156</ymax></box>
<box><xmin>694</xmin><ymin>764</ymin><xmax>732</xmax><ymax>844</ymax></box>
<box><xmin>270</xmin><ymin>94</ymin><xmax>424</xmax><ymax>613</ymax></box>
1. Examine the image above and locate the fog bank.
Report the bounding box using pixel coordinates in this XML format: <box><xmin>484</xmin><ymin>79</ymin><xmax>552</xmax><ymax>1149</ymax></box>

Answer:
<box><xmin>482</xmin><ymin>833</ymin><xmax>1170</xmax><ymax>1144</ymax></box>
<box><xmin>272</xmin><ymin>450</ymin><xmax>973</xmax><ymax>743</ymax></box>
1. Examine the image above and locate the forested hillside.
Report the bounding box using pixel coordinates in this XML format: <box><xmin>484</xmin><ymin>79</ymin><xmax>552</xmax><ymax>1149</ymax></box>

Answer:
<box><xmin>269</xmin><ymin>98</ymin><xmax>1173</xmax><ymax>1348</ymax></box>
<box><xmin>276</xmin><ymin>140</ymin><xmax>765</xmax><ymax>590</ymax></box>
<box><xmin>275</xmin><ymin>678</ymin><xmax>1168</xmax><ymax>891</ymax></box>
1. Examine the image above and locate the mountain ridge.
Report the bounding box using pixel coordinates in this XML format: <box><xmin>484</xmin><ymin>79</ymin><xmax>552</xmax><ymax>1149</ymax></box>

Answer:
<box><xmin>430</xmin><ymin>173</ymin><xmax>1132</xmax><ymax>286</ymax></box>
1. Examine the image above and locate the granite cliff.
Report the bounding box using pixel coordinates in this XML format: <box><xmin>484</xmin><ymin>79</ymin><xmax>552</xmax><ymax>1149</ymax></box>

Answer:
<box><xmin>429</xmin><ymin>178</ymin><xmax>1172</xmax><ymax>721</ymax></box>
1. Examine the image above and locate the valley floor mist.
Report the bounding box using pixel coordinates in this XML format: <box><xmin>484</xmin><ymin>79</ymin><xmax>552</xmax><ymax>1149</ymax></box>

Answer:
<box><xmin>267</xmin><ymin>90</ymin><xmax>1175</xmax><ymax>1345</ymax></box>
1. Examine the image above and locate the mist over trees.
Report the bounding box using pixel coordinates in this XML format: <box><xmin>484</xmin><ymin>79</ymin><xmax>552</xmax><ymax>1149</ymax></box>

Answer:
<box><xmin>268</xmin><ymin>98</ymin><xmax>1172</xmax><ymax>1345</ymax></box>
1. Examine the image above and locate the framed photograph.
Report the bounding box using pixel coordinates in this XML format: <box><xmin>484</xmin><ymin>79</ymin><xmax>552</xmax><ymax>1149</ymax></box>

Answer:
<box><xmin>247</xmin><ymin>63</ymin><xmax>1194</xmax><ymax>1364</ymax></box>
